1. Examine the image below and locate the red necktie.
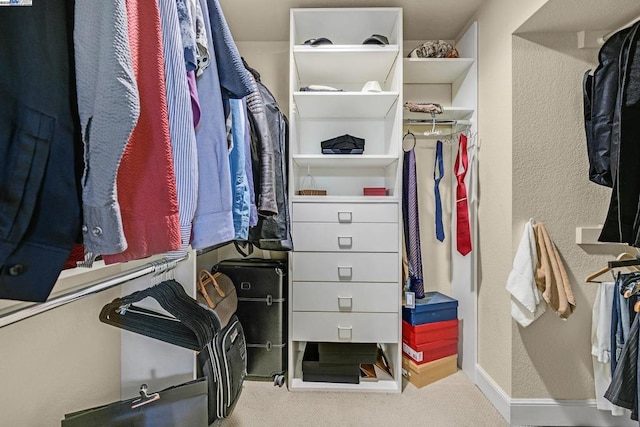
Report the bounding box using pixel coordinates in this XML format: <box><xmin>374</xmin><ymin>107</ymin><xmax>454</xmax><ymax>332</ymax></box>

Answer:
<box><xmin>455</xmin><ymin>134</ymin><xmax>472</xmax><ymax>256</ymax></box>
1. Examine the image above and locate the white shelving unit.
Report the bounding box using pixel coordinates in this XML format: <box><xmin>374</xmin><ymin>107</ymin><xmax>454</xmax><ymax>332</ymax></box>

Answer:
<box><xmin>288</xmin><ymin>7</ymin><xmax>403</xmax><ymax>393</ymax></box>
<box><xmin>402</xmin><ymin>24</ymin><xmax>478</xmax><ymax>379</ymax></box>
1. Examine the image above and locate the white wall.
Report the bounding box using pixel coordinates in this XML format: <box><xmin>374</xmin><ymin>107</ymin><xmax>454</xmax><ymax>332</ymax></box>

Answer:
<box><xmin>473</xmin><ymin>0</ymin><xmax>549</xmax><ymax>396</ymax></box>
<box><xmin>511</xmin><ymin>31</ymin><xmax>607</xmax><ymax>399</ymax></box>
<box><xmin>0</xmin><ymin>289</ymin><xmax>121</xmax><ymax>426</ymax></box>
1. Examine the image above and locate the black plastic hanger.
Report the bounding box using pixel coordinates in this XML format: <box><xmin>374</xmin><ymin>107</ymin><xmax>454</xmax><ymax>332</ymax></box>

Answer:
<box><xmin>99</xmin><ymin>280</ymin><xmax>220</xmax><ymax>351</ymax></box>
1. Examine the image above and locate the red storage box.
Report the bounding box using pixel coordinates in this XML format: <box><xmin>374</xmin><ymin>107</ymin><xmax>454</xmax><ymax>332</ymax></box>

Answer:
<box><xmin>363</xmin><ymin>187</ymin><xmax>387</xmax><ymax>196</ymax></box>
<box><xmin>402</xmin><ymin>319</ymin><xmax>458</xmax><ymax>347</ymax></box>
<box><xmin>402</xmin><ymin>338</ymin><xmax>457</xmax><ymax>365</ymax></box>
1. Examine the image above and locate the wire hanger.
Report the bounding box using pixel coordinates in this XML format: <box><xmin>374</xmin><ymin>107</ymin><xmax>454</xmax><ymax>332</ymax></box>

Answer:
<box><xmin>424</xmin><ymin>112</ymin><xmax>442</xmax><ymax>136</ymax></box>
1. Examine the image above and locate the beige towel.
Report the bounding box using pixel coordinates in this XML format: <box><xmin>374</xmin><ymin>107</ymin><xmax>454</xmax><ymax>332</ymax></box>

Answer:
<box><xmin>534</xmin><ymin>223</ymin><xmax>576</xmax><ymax>319</ymax></box>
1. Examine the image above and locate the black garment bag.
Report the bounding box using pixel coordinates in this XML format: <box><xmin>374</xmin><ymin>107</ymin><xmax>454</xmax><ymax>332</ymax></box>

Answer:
<box><xmin>598</xmin><ymin>21</ymin><xmax>640</xmax><ymax>246</ymax></box>
<box><xmin>62</xmin><ymin>378</ymin><xmax>209</xmax><ymax>427</ymax></box>
<box><xmin>100</xmin><ymin>280</ymin><xmax>247</xmax><ymax>425</ymax></box>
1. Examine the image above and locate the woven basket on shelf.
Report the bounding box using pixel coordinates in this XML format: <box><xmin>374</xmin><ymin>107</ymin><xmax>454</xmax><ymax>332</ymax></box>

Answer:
<box><xmin>298</xmin><ymin>172</ymin><xmax>327</xmax><ymax>196</ymax></box>
<box><xmin>298</xmin><ymin>189</ymin><xmax>327</xmax><ymax>196</ymax></box>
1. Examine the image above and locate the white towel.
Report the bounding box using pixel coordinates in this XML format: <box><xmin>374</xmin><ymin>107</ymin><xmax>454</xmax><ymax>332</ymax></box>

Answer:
<box><xmin>506</xmin><ymin>220</ymin><xmax>546</xmax><ymax>327</ymax></box>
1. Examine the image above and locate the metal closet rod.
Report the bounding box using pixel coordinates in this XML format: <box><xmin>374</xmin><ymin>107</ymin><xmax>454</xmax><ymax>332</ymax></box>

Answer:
<box><xmin>600</xmin><ymin>15</ymin><xmax>640</xmax><ymax>44</ymax></box>
<box><xmin>0</xmin><ymin>254</ymin><xmax>188</xmax><ymax>329</ymax></box>
<box><xmin>403</xmin><ymin>119</ymin><xmax>472</xmax><ymax>126</ymax></box>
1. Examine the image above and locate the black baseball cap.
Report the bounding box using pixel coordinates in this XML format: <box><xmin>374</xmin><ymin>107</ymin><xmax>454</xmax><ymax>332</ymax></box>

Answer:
<box><xmin>362</xmin><ymin>34</ymin><xmax>389</xmax><ymax>45</ymax></box>
<box><xmin>303</xmin><ymin>37</ymin><xmax>333</xmax><ymax>46</ymax></box>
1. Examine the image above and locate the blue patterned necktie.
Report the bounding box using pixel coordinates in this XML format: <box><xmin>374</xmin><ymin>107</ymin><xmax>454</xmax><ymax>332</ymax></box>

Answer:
<box><xmin>434</xmin><ymin>140</ymin><xmax>445</xmax><ymax>242</ymax></box>
<box><xmin>403</xmin><ymin>145</ymin><xmax>425</xmax><ymax>299</ymax></box>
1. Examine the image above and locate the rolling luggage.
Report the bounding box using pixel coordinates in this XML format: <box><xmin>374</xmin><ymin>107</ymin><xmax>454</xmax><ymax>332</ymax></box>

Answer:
<box><xmin>213</xmin><ymin>258</ymin><xmax>287</xmax><ymax>386</ymax></box>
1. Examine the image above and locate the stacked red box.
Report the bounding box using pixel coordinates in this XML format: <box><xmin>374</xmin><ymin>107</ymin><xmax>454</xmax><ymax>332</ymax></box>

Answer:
<box><xmin>402</xmin><ymin>319</ymin><xmax>458</xmax><ymax>364</ymax></box>
<box><xmin>401</xmin><ymin>297</ymin><xmax>459</xmax><ymax>367</ymax></box>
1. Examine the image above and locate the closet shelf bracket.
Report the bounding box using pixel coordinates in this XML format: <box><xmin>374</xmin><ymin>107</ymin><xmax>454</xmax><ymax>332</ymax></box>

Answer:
<box><xmin>575</xmin><ymin>226</ymin><xmax>633</xmax><ymax>255</ymax></box>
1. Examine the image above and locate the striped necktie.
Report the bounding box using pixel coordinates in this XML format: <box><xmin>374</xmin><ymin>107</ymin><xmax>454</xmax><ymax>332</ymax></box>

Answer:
<box><xmin>403</xmin><ymin>146</ymin><xmax>425</xmax><ymax>298</ymax></box>
<box><xmin>434</xmin><ymin>140</ymin><xmax>445</xmax><ymax>242</ymax></box>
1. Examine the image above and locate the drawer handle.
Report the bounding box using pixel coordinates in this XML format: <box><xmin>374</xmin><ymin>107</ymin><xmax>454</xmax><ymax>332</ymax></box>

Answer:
<box><xmin>337</xmin><ymin>211</ymin><xmax>353</xmax><ymax>223</ymax></box>
<box><xmin>337</xmin><ymin>236</ymin><xmax>353</xmax><ymax>249</ymax></box>
<box><xmin>337</xmin><ymin>325</ymin><xmax>353</xmax><ymax>341</ymax></box>
<box><xmin>337</xmin><ymin>296</ymin><xmax>353</xmax><ymax>310</ymax></box>
<box><xmin>337</xmin><ymin>266</ymin><xmax>353</xmax><ymax>279</ymax></box>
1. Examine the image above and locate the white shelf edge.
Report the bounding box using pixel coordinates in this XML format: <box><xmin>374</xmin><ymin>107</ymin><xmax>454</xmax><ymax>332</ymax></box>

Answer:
<box><xmin>293</xmin><ymin>91</ymin><xmax>399</xmax><ymax>96</ymax></box>
<box><xmin>293</xmin><ymin>44</ymin><xmax>400</xmax><ymax>53</ymax></box>
<box><xmin>291</xmin><ymin>195</ymin><xmax>400</xmax><ymax>203</ymax></box>
<box><xmin>292</xmin><ymin>154</ymin><xmax>398</xmax><ymax>168</ymax></box>
<box><xmin>575</xmin><ymin>226</ymin><xmax>633</xmax><ymax>255</ymax></box>
<box><xmin>404</xmin><ymin>107</ymin><xmax>474</xmax><ymax>122</ymax></box>
<box><xmin>289</xmin><ymin>377</ymin><xmax>400</xmax><ymax>392</ymax></box>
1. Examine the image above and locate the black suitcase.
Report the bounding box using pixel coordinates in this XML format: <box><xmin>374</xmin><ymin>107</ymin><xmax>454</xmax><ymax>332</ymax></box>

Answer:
<box><xmin>213</xmin><ymin>258</ymin><xmax>287</xmax><ymax>386</ymax></box>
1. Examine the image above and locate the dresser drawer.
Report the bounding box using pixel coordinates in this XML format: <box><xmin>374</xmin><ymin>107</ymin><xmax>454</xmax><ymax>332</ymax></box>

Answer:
<box><xmin>292</xmin><ymin>282</ymin><xmax>399</xmax><ymax>312</ymax></box>
<box><xmin>292</xmin><ymin>312</ymin><xmax>398</xmax><ymax>342</ymax></box>
<box><xmin>292</xmin><ymin>222</ymin><xmax>398</xmax><ymax>252</ymax></box>
<box><xmin>292</xmin><ymin>202</ymin><xmax>398</xmax><ymax>223</ymax></box>
<box><xmin>292</xmin><ymin>252</ymin><xmax>399</xmax><ymax>282</ymax></box>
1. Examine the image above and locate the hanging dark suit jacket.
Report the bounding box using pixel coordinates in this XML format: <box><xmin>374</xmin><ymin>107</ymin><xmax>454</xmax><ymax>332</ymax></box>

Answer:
<box><xmin>0</xmin><ymin>1</ymin><xmax>83</xmax><ymax>301</ymax></box>
<box><xmin>595</xmin><ymin>22</ymin><xmax>640</xmax><ymax>246</ymax></box>
<box><xmin>244</xmin><ymin>60</ymin><xmax>293</xmax><ymax>251</ymax></box>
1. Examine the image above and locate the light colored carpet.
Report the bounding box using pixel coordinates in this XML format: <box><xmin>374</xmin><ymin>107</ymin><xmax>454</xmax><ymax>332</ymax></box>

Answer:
<box><xmin>223</xmin><ymin>371</ymin><xmax>507</xmax><ymax>427</ymax></box>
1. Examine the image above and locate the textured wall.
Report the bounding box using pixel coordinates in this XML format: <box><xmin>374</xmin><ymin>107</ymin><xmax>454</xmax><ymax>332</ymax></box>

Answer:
<box><xmin>236</xmin><ymin>41</ymin><xmax>290</xmax><ymax>115</ymax></box>
<box><xmin>473</xmin><ymin>0</ymin><xmax>548</xmax><ymax>395</ymax></box>
<box><xmin>0</xmin><ymin>289</ymin><xmax>121</xmax><ymax>426</ymax></box>
<box><xmin>511</xmin><ymin>31</ymin><xmax>610</xmax><ymax>399</ymax></box>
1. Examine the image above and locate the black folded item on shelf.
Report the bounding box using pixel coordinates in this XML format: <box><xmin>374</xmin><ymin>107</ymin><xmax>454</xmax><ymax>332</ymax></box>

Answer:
<box><xmin>318</xmin><ymin>342</ymin><xmax>378</xmax><ymax>364</ymax></box>
<box><xmin>302</xmin><ymin>342</ymin><xmax>360</xmax><ymax>384</ymax></box>
<box><xmin>321</xmin><ymin>134</ymin><xmax>365</xmax><ymax>154</ymax></box>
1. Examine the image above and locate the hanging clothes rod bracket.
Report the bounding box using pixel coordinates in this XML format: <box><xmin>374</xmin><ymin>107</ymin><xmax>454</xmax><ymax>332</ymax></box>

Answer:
<box><xmin>596</xmin><ymin>15</ymin><xmax>640</xmax><ymax>46</ymax></box>
<box><xmin>0</xmin><ymin>253</ymin><xmax>189</xmax><ymax>329</ymax></box>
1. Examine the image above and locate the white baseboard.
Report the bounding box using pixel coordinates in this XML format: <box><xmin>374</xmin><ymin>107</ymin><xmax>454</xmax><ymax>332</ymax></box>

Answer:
<box><xmin>475</xmin><ymin>365</ymin><xmax>636</xmax><ymax>427</ymax></box>
<box><xmin>476</xmin><ymin>364</ymin><xmax>511</xmax><ymax>421</ymax></box>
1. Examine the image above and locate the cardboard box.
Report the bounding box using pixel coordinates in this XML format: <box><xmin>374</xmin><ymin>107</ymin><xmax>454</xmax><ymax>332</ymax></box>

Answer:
<box><xmin>402</xmin><ymin>292</ymin><xmax>458</xmax><ymax>325</ymax></box>
<box><xmin>402</xmin><ymin>319</ymin><xmax>458</xmax><ymax>347</ymax></box>
<box><xmin>402</xmin><ymin>354</ymin><xmax>458</xmax><ymax>388</ymax></box>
